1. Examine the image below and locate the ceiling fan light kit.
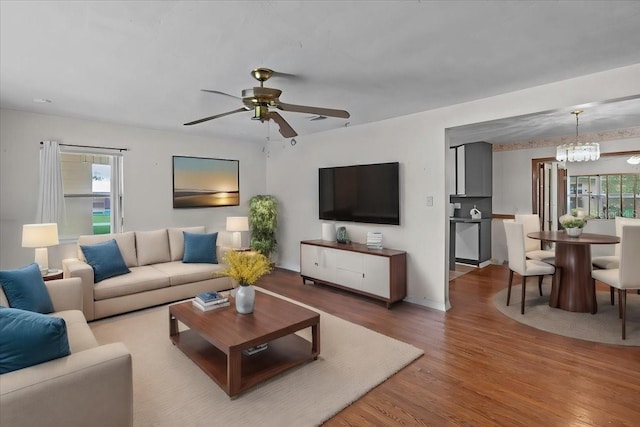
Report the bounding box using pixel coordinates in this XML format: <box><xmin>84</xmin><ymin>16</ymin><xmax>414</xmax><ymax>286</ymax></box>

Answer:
<box><xmin>556</xmin><ymin>110</ymin><xmax>600</xmax><ymax>162</ymax></box>
<box><xmin>184</xmin><ymin>67</ymin><xmax>350</xmax><ymax>138</ymax></box>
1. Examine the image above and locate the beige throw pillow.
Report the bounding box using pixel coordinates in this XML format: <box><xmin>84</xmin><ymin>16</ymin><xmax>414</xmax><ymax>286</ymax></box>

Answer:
<box><xmin>77</xmin><ymin>231</ymin><xmax>138</xmax><ymax>267</ymax></box>
<box><xmin>136</xmin><ymin>229</ymin><xmax>171</xmax><ymax>266</ymax></box>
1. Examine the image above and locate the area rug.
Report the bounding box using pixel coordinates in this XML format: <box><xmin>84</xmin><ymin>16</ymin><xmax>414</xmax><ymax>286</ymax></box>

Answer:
<box><xmin>492</xmin><ymin>284</ymin><xmax>640</xmax><ymax>346</ymax></box>
<box><xmin>90</xmin><ymin>288</ymin><xmax>423</xmax><ymax>426</ymax></box>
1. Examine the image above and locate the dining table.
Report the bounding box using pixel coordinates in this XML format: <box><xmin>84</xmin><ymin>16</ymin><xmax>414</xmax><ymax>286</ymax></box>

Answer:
<box><xmin>527</xmin><ymin>230</ymin><xmax>620</xmax><ymax>314</ymax></box>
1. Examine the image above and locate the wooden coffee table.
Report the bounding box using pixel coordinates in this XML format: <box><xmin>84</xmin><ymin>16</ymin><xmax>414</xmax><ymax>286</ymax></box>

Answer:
<box><xmin>169</xmin><ymin>290</ymin><xmax>320</xmax><ymax>398</ymax></box>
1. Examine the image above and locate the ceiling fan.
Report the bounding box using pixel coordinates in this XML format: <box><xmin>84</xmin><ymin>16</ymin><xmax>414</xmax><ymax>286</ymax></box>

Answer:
<box><xmin>184</xmin><ymin>68</ymin><xmax>350</xmax><ymax>138</ymax></box>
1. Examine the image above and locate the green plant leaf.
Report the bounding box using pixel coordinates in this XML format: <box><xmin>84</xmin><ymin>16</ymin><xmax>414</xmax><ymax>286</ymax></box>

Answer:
<box><xmin>249</xmin><ymin>195</ymin><xmax>278</xmax><ymax>258</ymax></box>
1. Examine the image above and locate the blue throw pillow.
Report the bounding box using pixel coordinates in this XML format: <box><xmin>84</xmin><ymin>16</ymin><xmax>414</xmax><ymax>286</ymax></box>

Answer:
<box><xmin>0</xmin><ymin>307</ymin><xmax>70</xmax><ymax>374</ymax></box>
<box><xmin>0</xmin><ymin>263</ymin><xmax>54</xmax><ymax>314</ymax></box>
<box><xmin>80</xmin><ymin>239</ymin><xmax>131</xmax><ymax>283</ymax></box>
<box><xmin>183</xmin><ymin>232</ymin><xmax>218</xmax><ymax>264</ymax></box>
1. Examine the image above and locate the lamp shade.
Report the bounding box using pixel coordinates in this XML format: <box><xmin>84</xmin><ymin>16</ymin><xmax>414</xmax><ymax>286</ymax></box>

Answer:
<box><xmin>226</xmin><ymin>216</ymin><xmax>249</xmax><ymax>232</ymax></box>
<box><xmin>22</xmin><ymin>223</ymin><xmax>59</xmax><ymax>248</ymax></box>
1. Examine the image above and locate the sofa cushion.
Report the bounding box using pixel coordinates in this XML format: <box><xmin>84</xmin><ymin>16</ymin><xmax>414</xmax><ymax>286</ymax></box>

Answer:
<box><xmin>183</xmin><ymin>232</ymin><xmax>218</xmax><ymax>264</ymax></box>
<box><xmin>151</xmin><ymin>261</ymin><xmax>227</xmax><ymax>287</ymax></box>
<box><xmin>136</xmin><ymin>229</ymin><xmax>171</xmax><ymax>266</ymax></box>
<box><xmin>168</xmin><ymin>226</ymin><xmax>206</xmax><ymax>261</ymax></box>
<box><xmin>0</xmin><ymin>263</ymin><xmax>54</xmax><ymax>314</ymax></box>
<box><xmin>53</xmin><ymin>310</ymin><xmax>98</xmax><ymax>353</ymax></box>
<box><xmin>0</xmin><ymin>307</ymin><xmax>70</xmax><ymax>374</ymax></box>
<box><xmin>81</xmin><ymin>240</ymin><xmax>131</xmax><ymax>283</ymax></box>
<box><xmin>78</xmin><ymin>231</ymin><xmax>138</xmax><ymax>267</ymax></box>
<box><xmin>93</xmin><ymin>266</ymin><xmax>171</xmax><ymax>301</ymax></box>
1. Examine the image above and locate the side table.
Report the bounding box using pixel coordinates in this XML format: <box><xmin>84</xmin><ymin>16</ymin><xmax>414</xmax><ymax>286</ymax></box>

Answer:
<box><xmin>42</xmin><ymin>269</ymin><xmax>63</xmax><ymax>281</ymax></box>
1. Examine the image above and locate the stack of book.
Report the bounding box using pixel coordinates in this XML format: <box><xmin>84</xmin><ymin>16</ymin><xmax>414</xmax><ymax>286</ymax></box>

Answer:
<box><xmin>366</xmin><ymin>232</ymin><xmax>383</xmax><ymax>249</ymax></box>
<box><xmin>192</xmin><ymin>291</ymin><xmax>230</xmax><ymax>311</ymax></box>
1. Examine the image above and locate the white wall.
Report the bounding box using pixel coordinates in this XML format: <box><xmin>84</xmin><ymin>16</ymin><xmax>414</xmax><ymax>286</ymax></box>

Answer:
<box><xmin>493</xmin><ymin>137</ymin><xmax>640</xmax><ymax>215</ymax></box>
<box><xmin>0</xmin><ymin>109</ymin><xmax>267</xmax><ymax>269</ymax></box>
<box><xmin>266</xmin><ymin>63</ymin><xmax>640</xmax><ymax>311</ymax></box>
<box><xmin>491</xmin><ymin>137</ymin><xmax>640</xmax><ymax>263</ymax></box>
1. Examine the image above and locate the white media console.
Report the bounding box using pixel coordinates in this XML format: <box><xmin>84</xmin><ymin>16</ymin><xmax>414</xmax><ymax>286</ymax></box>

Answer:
<box><xmin>300</xmin><ymin>240</ymin><xmax>407</xmax><ymax>308</ymax></box>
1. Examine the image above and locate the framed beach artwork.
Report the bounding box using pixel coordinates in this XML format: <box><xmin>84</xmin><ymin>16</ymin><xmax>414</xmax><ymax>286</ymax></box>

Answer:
<box><xmin>172</xmin><ymin>156</ymin><xmax>240</xmax><ymax>208</ymax></box>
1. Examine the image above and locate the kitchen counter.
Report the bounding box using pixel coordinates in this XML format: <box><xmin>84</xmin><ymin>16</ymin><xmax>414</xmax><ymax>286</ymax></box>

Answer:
<box><xmin>449</xmin><ymin>217</ymin><xmax>492</xmax><ymax>223</ymax></box>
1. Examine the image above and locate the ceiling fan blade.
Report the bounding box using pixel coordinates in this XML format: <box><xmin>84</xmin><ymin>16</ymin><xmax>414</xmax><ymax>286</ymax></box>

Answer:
<box><xmin>270</xmin><ymin>70</ymin><xmax>304</xmax><ymax>81</ymax></box>
<box><xmin>183</xmin><ymin>107</ymin><xmax>247</xmax><ymax>126</ymax></box>
<box><xmin>277</xmin><ymin>102</ymin><xmax>350</xmax><ymax>119</ymax></box>
<box><xmin>200</xmin><ymin>89</ymin><xmax>241</xmax><ymax>100</ymax></box>
<box><xmin>267</xmin><ymin>111</ymin><xmax>298</xmax><ymax>138</ymax></box>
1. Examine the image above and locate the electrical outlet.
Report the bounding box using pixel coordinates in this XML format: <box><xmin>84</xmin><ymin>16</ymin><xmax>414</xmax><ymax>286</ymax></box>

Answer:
<box><xmin>426</xmin><ymin>196</ymin><xmax>433</xmax><ymax>206</ymax></box>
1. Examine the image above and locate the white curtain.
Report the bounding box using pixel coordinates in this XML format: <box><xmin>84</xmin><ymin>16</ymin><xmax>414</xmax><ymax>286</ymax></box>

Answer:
<box><xmin>110</xmin><ymin>154</ymin><xmax>124</xmax><ymax>233</ymax></box>
<box><xmin>36</xmin><ymin>141</ymin><xmax>65</xmax><ymax>223</ymax></box>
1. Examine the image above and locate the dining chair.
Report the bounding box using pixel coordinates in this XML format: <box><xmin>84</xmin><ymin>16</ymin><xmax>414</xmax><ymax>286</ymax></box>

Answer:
<box><xmin>504</xmin><ymin>221</ymin><xmax>557</xmax><ymax>315</ymax></box>
<box><xmin>592</xmin><ymin>217</ymin><xmax>640</xmax><ymax>269</ymax></box>
<box><xmin>514</xmin><ymin>214</ymin><xmax>556</xmax><ymax>263</ymax></box>
<box><xmin>591</xmin><ymin>225</ymin><xmax>640</xmax><ymax>340</ymax></box>
<box><xmin>592</xmin><ymin>217</ymin><xmax>640</xmax><ymax>304</ymax></box>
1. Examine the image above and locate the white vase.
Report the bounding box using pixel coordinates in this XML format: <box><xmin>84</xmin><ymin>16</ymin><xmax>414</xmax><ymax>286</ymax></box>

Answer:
<box><xmin>565</xmin><ymin>227</ymin><xmax>583</xmax><ymax>237</ymax></box>
<box><xmin>235</xmin><ymin>285</ymin><xmax>255</xmax><ymax>314</ymax></box>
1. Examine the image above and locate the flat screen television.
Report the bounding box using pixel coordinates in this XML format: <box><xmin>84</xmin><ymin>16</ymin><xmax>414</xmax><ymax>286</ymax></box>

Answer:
<box><xmin>319</xmin><ymin>162</ymin><xmax>400</xmax><ymax>225</ymax></box>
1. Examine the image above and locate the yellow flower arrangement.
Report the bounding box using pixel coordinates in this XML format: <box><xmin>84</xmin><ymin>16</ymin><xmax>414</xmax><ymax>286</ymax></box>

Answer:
<box><xmin>219</xmin><ymin>251</ymin><xmax>272</xmax><ymax>286</ymax></box>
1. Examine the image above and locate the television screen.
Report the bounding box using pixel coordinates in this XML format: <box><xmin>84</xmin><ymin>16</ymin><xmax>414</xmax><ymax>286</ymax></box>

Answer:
<box><xmin>319</xmin><ymin>162</ymin><xmax>400</xmax><ymax>225</ymax></box>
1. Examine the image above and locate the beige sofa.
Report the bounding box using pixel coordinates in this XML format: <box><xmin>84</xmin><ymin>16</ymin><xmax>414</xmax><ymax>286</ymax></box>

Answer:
<box><xmin>0</xmin><ymin>277</ymin><xmax>133</xmax><ymax>427</ymax></box>
<box><xmin>62</xmin><ymin>226</ymin><xmax>233</xmax><ymax>321</ymax></box>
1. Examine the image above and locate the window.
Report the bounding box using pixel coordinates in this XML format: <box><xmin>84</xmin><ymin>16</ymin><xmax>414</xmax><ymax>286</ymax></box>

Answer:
<box><xmin>58</xmin><ymin>150</ymin><xmax>124</xmax><ymax>240</ymax></box>
<box><xmin>568</xmin><ymin>173</ymin><xmax>639</xmax><ymax>219</ymax></box>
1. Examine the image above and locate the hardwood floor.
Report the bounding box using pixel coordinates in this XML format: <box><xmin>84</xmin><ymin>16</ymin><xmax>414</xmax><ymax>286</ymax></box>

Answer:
<box><xmin>258</xmin><ymin>265</ymin><xmax>640</xmax><ymax>426</ymax></box>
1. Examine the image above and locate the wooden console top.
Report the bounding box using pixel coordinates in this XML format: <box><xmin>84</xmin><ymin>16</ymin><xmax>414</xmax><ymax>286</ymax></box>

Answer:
<box><xmin>301</xmin><ymin>239</ymin><xmax>406</xmax><ymax>257</ymax></box>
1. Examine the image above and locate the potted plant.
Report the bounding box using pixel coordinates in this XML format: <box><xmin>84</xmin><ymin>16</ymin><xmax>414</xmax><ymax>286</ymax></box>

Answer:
<box><xmin>248</xmin><ymin>195</ymin><xmax>278</xmax><ymax>260</ymax></box>
<box><xmin>559</xmin><ymin>209</ymin><xmax>588</xmax><ymax>236</ymax></box>
<box><xmin>220</xmin><ymin>251</ymin><xmax>272</xmax><ymax>313</ymax></box>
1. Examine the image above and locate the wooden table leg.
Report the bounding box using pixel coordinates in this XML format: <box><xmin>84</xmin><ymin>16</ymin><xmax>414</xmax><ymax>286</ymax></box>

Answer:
<box><xmin>311</xmin><ymin>322</ymin><xmax>320</xmax><ymax>359</ymax></box>
<box><xmin>227</xmin><ymin>350</ymin><xmax>242</xmax><ymax>398</ymax></box>
<box><xmin>169</xmin><ymin>313</ymin><xmax>178</xmax><ymax>339</ymax></box>
<box><xmin>552</xmin><ymin>242</ymin><xmax>597</xmax><ymax>313</ymax></box>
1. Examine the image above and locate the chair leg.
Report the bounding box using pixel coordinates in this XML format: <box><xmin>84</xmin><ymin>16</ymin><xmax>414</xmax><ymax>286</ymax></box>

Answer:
<box><xmin>618</xmin><ymin>290</ymin><xmax>623</xmax><ymax>319</ymax></box>
<box><xmin>521</xmin><ymin>275</ymin><xmax>527</xmax><ymax>315</ymax></box>
<box><xmin>507</xmin><ymin>270</ymin><xmax>514</xmax><ymax>306</ymax></box>
<box><xmin>538</xmin><ymin>276</ymin><xmax>543</xmax><ymax>296</ymax></box>
<box><xmin>610</xmin><ymin>287</ymin><xmax>615</xmax><ymax>305</ymax></box>
<box><xmin>621</xmin><ymin>289</ymin><xmax>627</xmax><ymax>340</ymax></box>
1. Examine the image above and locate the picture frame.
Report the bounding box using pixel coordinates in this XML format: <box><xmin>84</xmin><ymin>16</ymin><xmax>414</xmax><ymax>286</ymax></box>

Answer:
<box><xmin>172</xmin><ymin>156</ymin><xmax>240</xmax><ymax>208</ymax></box>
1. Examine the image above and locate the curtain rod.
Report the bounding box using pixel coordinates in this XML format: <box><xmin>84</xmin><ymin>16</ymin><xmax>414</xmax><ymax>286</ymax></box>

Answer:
<box><xmin>40</xmin><ymin>141</ymin><xmax>129</xmax><ymax>152</ymax></box>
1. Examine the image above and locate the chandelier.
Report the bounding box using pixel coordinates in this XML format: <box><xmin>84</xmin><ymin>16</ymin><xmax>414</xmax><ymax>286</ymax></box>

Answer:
<box><xmin>556</xmin><ymin>110</ymin><xmax>600</xmax><ymax>162</ymax></box>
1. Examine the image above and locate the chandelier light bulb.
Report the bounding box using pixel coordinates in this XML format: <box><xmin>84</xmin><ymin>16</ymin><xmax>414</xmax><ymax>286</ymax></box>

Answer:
<box><xmin>555</xmin><ymin>110</ymin><xmax>600</xmax><ymax>162</ymax></box>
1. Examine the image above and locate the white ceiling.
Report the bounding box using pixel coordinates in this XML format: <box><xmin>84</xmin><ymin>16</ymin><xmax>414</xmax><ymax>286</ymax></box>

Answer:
<box><xmin>448</xmin><ymin>95</ymin><xmax>640</xmax><ymax>145</ymax></box>
<box><xmin>2</xmin><ymin>1</ymin><xmax>640</xmax><ymax>144</ymax></box>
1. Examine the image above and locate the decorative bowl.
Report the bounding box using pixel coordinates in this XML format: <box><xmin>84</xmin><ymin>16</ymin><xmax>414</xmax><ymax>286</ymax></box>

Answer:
<box><xmin>565</xmin><ymin>227</ymin><xmax>583</xmax><ymax>237</ymax></box>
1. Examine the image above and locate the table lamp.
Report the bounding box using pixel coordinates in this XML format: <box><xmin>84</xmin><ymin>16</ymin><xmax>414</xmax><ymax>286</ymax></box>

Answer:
<box><xmin>22</xmin><ymin>223</ymin><xmax>59</xmax><ymax>275</ymax></box>
<box><xmin>226</xmin><ymin>216</ymin><xmax>249</xmax><ymax>249</ymax></box>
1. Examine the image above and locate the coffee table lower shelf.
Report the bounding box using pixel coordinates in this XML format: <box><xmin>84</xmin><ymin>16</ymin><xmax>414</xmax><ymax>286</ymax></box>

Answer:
<box><xmin>170</xmin><ymin>329</ymin><xmax>316</xmax><ymax>398</ymax></box>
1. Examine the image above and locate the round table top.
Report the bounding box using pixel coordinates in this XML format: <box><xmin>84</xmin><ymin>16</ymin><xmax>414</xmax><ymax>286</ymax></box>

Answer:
<box><xmin>527</xmin><ymin>230</ymin><xmax>620</xmax><ymax>245</ymax></box>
